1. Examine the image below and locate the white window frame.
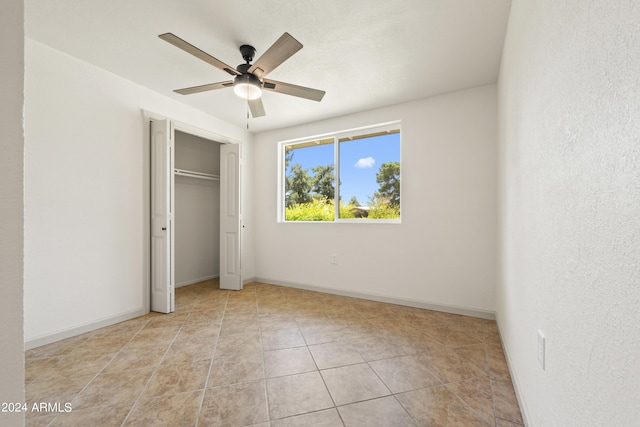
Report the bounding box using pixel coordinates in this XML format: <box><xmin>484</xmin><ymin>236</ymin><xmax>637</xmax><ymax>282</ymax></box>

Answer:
<box><xmin>277</xmin><ymin>121</ymin><xmax>402</xmax><ymax>223</ymax></box>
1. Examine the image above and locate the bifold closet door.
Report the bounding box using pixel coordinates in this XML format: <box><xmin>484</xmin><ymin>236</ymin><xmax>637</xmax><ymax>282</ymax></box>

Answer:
<box><xmin>219</xmin><ymin>142</ymin><xmax>242</xmax><ymax>290</ymax></box>
<box><xmin>150</xmin><ymin>119</ymin><xmax>175</xmax><ymax>313</ymax></box>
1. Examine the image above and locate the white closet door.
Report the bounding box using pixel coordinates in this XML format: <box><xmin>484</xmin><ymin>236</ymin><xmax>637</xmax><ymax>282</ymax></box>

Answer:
<box><xmin>219</xmin><ymin>142</ymin><xmax>242</xmax><ymax>290</ymax></box>
<box><xmin>150</xmin><ymin>119</ymin><xmax>175</xmax><ymax>312</ymax></box>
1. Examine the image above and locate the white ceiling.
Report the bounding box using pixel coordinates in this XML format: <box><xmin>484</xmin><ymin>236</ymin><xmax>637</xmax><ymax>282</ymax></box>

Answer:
<box><xmin>25</xmin><ymin>0</ymin><xmax>512</xmax><ymax>133</ymax></box>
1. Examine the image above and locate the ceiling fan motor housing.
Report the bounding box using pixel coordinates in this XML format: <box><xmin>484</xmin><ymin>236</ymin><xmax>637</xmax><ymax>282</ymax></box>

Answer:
<box><xmin>239</xmin><ymin>45</ymin><xmax>256</xmax><ymax>63</ymax></box>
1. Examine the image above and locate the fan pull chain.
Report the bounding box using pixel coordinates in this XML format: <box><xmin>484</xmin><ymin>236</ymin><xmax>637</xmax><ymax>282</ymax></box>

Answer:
<box><xmin>246</xmin><ymin>102</ymin><xmax>250</xmax><ymax>130</ymax></box>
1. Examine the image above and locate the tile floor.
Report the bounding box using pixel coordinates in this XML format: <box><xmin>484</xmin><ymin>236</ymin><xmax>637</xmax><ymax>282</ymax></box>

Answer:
<box><xmin>25</xmin><ymin>280</ymin><xmax>524</xmax><ymax>426</ymax></box>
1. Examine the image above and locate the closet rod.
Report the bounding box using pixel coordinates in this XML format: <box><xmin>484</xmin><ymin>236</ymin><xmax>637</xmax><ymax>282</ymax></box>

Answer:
<box><xmin>174</xmin><ymin>169</ymin><xmax>220</xmax><ymax>181</ymax></box>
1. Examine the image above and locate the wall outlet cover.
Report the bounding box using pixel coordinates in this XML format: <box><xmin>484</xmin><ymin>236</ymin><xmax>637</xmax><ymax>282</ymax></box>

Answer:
<box><xmin>537</xmin><ymin>330</ymin><xmax>545</xmax><ymax>370</ymax></box>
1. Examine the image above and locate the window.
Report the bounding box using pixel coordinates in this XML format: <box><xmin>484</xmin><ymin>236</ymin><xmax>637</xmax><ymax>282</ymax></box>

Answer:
<box><xmin>279</xmin><ymin>122</ymin><xmax>401</xmax><ymax>222</ymax></box>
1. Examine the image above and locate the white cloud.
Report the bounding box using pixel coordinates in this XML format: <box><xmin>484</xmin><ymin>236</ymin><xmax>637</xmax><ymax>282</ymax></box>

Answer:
<box><xmin>354</xmin><ymin>157</ymin><xmax>375</xmax><ymax>169</ymax></box>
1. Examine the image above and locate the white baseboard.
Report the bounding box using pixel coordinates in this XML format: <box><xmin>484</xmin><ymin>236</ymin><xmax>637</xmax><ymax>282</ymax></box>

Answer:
<box><xmin>24</xmin><ymin>307</ymin><xmax>147</xmax><ymax>350</ymax></box>
<box><xmin>495</xmin><ymin>311</ymin><xmax>530</xmax><ymax>426</ymax></box>
<box><xmin>176</xmin><ymin>275</ymin><xmax>218</xmax><ymax>288</ymax></box>
<box><xmin>250</xmin><ymin>276</ymin><xmax>496</xmax><ymax>320</ymax></box>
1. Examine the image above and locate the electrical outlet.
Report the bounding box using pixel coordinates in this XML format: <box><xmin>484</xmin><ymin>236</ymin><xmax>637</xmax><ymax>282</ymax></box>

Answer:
<box><xmin>331</xmin><ymin>254</ymin><xmax>338</xmax><ymax>265</ymax></box>
<box><xmin>537</xmin><ymin>330</ymin><xmax>545</xmax><ymax>370</ymax></box>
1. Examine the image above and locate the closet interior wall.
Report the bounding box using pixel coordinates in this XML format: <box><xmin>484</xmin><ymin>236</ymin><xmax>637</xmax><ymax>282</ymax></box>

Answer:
<box><xmin>174</xmin><ymin>130</ymin><xmax>221</xmax><ymax>287</ymax></box>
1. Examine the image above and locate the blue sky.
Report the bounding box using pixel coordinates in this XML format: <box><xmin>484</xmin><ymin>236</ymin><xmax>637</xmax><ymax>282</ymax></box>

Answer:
<box><xmin>286</xmin><ymin>133</ymin><xmax>400</xmax><ymax>205</ymax></box>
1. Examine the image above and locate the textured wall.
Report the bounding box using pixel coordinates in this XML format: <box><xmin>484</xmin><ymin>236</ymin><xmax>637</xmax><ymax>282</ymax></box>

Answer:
<box><xmin>0</xmin><ymin>0</ymin><xmax>25</xmax><ymax>424</ymax></box>
<box><xmin>497</xmin><ymin>1</ymin><xmax>640</xmax><ymax>425</ymax></box>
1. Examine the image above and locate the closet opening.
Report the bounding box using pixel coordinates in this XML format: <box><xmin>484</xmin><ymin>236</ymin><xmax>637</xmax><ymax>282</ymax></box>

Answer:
<box><xmin>174</xmin><ymin>131</ymin><xmax>221</xmax><ymax>288</ymax></box>
<box><xmin>149</xmin><ymin>117</ymin><xmax>242</xmax><ymax>314</ymax></box>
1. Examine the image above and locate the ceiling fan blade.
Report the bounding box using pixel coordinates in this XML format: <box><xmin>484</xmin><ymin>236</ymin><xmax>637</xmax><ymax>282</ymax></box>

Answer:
<box><xmin>248</xmin><ymin>98</ymin><xmax>266</xmax><ymax>118</ymax></box>
<box><xmin>248</xmin><ymin>33</ymin><xmax>303</xmax><ymax>79</ymax></box>
<box><xmin>159</xmin><ymin>33</ymin><xmax>240</xmax><ymax>77</ymax></box>
<box><xmin>263</xmin><ymin>79</ymin><xmax>325</xmax><ymax>102</ymax></box>
<box><xmin>173</xmin><ymin>81</ymin><xmax>234</xmax><ymax>95</ymax></box>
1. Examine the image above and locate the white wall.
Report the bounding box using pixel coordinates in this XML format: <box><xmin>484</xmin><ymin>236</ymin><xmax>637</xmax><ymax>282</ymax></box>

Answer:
<box><xmin>0</xmin><ymin>0</ymin><xmax>25</xmax><ymax>424</ymax></box>
<box><xmin>497</xmin><ymin>1</ymin><xmax>640</xmax><ymax>425</ymax></box>
<box><xmin>174</xmin><ymin>131</ymin><xmax>220</xmax><ymax>286</ymax></box>
<box><xmin>253</xmin><ymin>85</ymin><xmax>498</xmax><ymax>315</ymax></box>
<box><xmin>24</xmin><ymin>39</ymin><xmax>252</xmax><ymax>346</ymax></box>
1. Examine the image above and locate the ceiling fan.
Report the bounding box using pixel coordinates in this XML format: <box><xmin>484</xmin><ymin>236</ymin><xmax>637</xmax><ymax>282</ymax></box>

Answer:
<box><xmin>159</xmin><ymin>32</ymin><xmax>326</xmax><ymax>118</ymax></box>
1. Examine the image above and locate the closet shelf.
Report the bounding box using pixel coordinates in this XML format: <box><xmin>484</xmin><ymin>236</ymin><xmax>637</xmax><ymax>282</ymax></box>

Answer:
<box><xmin>174</xmin><ymin>168</ymin><xmax>219</xmax><ymax>181</ymax></box>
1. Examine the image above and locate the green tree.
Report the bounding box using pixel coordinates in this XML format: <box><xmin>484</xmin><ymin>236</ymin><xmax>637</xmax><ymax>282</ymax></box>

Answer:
<box><xmin>286</xmin><ymin>163</ymin><xmax>312</xmax><ymax>206</ymax></box>
<box><xmin>348</xmin><ymin>196</ymin><xmax>360</xmax><ymax>206</ymax></box>
<box><xmin>284</xmin><ymin>149</ymin><xmax>295</xmax><ymax>199</ymax></box>
<box><xmin>375</xmin><ymin>161</ymin><xmax>400</xmax><ymax>207</ymax></box>
<box><xmin>311</xmin><ymin>165</ymin><xmax>335</xmax><ymax>201</ymax></box>
<box><xmin>284</xmin><ymin>148</ymin><xmax>294</xmax><ymax>169</ymax></box>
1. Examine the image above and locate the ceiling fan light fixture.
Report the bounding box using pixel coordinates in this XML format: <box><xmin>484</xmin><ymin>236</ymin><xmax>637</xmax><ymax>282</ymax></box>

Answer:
<box><xmin>233</xmin><ymin>74</ymin><xmax>262</xmax><ymax>100</ymax></box>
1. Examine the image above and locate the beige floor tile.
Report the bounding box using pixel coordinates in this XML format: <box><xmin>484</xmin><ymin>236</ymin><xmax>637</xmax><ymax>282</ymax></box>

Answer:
<box><xmin>452</xmin><ymin>343</ymin><xmax>490</xmax><ymax>375</ymax></box>
<box><xmin>125</xmin><ymin>326</ymin><xmax>181</xmax><ymax>348</ymax></box>
<box><xmin>25</xmin><ymin>282</ymin><xmax>523</xmax><ymax>426</ymax></box>
<box><xmin>261</xmin><ymin>327</ymin><xmax>306</xmax><ymax>350</ymax></box>
<box><xmin>25</xmin><ymin>356</ymin><xmax>65</xmax><ymax>383</ymax></box>
<box><xmin>199</xmin><ymin>381</ymin><xmax>268</xmax><ymax>426</ymax></box>
<box><xmin>142</xmin><ymin>312</ymin><xmax>189</xmax><ymax>329</ymax></box>
<box><xmin>258</xmin><ymin>314</ymin><xmax>299</xmax><ymax>331</ymax></box>
<box><xmin>84</xmin><ymin>330</ymin><xmax>136</xmax><ymax>350</ymax></box>
<box><xmin>25</xmin><ymin>413</ymin><xmax>59</xmax><ymax>426</ymax></box>
<box><xmin>416</xmin><ymin>346</ymin><xmax>488</xmax><ymax>384</ymax></box>
<box><xmin>438</xmin><ymin>315</ymin><xmax>493</xmax><ymax>341</ymax></box>
<box><xmin>496</xmin><ymin>417</ymin><xmax>525</xmax><ymax>426</ymax></box>
<box><xmin>492</xmin><ymin>379</ymin><xmax>524</xmax><ymax>425</ymax></box>
<box><xmin>396</xmin><ymin>385</ymin><xmax>492</xmax><ymax>426</ymax></box>
<box><xmin>161</xmin><ymin>339</ymin><xmax>215</xmax><ymax>365</ymax></box>
<box><xmin>426</xmin><ymin>325</ymin><xmax>484</xmax><ymax>349</ymax></box>
<box><xmin>104</xmin><ymin>344</ymin><xmax>166</xmax><ymax>373</ymax></box>
<box><xmin>264</xmin><ymin>347</ymin><xmax>317</xmax><ymax>378</ymax></box>
<box><xmin>25</xmin><ymin>375</ymin><xmax>94</xmax><ymax>418</ymax></box>
<box><xmin>488</xmin><ymin>352</ymin><xmax>513</xmax><ymax>382</ymax></box>
<box><xmin>300</xmin><ymin>325</ymin><xmax>348</xmax><ymax>345</ymax></box>
<box><xmin>321</xmin><ymin>363</ymin><xmax>391</xmax><ymax>406</ymax></box>
<box><xmin>224</xmin><ymin>307</ymin><xmax>258</xmax><ymax>318</ymax></box>
<box><xmin>220</xmin><ymin>319</ymin><xmax>261</xmax><ymax>336</ymax></box>
<box><xmin>338</xmin><ymin>396</ymin><xmax>417</xmax><ymax>427</ymax></box>
<box><xmin>214</xmin><ymin>330</ymin><xmax>262</xmax><ymax>358</ymax></box>
<box><xmin>352</xmin><ymin>336</ymin><xmax>412</xmax><ymax>361</ymax></box>
<box><xmin>55</xmin><ymin>338</ymin><xmax>119</xmax><ymax>360</ymax></box>
<box><xmin>35</xmin><ymin>352</ymin><xmax>113</xmax><ymax>382</ymax></box>
<box><xmin>124</xmin><ymin>390</ymin><xmax>202</xmax><ymax>426</ymax></box>
<box><xmin>142</xmin><ymin>359</ymin><xmax>210</xmax><ymax>398</ymax></box>
<box><xmin>208</xmin><ymin>350</ymin><xmax>264</xmax><ymax>387</ymax></box>
<box><xmin>175</xmin><ymin>322</ymin><xmax>221</xmax><ymax>341</ymax></box>
<box><xmin>391</xmin><ymin>331</ymin><xmax>444</xmax><ymax>355</ymax></box>
<box><xmin>72</xmin><ymin>367</ymin><xmax>154</xmax><ymax>409</ymax></box>
<box><xmin>51</xmin><ymin>403</ymin><xmax>131</xmax><ymax>427</ymax></box>
<box><xmin>369</xmin><ymin>354</ymin><xmax>442</xmax><ymax>393</ymax></box>
<box><xmin>308</xmin><ymin>341</ymin><xmax>365</xmax><ymax>369</ymax></box>
<box><xmin>445</xmin><ymin>376</ymin><xmax>495</xmax><ymax>424</ymax></box>
<box><xmin>270</xmin><ymin>408</ymin><xmax>343</xmax><ymax>426</ymax></box>
<box><xmin>295</xmin><ymin>314</ymin><xmax>335</xmax><ymax>329</ymax></box>
<box><xmin>25</xmin><ymin>336</ymin><xmax>81</xmax><ymax>360</ymax></box>
<box><xmin>266</xmin><ymin>371</ymin><xmax>333</xmax><ymax>419</ymax></box>
<box><xmin>185</xmin><ymin>309</ymin><xmax>224</xmax><ymax>325</ymax></box>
